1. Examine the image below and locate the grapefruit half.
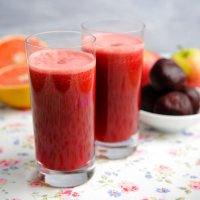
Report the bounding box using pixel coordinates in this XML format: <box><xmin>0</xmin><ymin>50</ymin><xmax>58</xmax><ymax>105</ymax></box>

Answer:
<box><xmin>0</xmin><ymin>63</ymin><xmax>30</xmax><ymax>108</ymax></box>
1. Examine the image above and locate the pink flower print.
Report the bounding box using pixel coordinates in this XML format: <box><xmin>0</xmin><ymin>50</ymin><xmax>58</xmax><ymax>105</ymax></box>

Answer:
<box><xmin>134</xmin><ymin>149</ymin><xmax>147</xmax><ymax>156</ymax></box>
<box><xmin>29</xmin><ymin>179</ymin><xmax>42</xmax><ymax>187</ymax></box>
<box><xmin>188</xmin><ymin>181</ymin><xmax>200</xmax><ymax>190</ymax></box>
<box><xmin>11</xmin><ymin>198</ymin><xmax>22</xmax><ymax>200</ymax></box>
<box><xmin>61</xmin><ymin>189</ymin><xmax>72</xmax><ymax>196</ymax></box>
<box><xmin>139</xmin><ymin>132</ymin><xmax>152</xmax><ymax>141</ymax></box>
<box><xmin>0</xmin><ymin>178</ymin><xmax>7</xmax><ymax>186</ymax></box>
<box><xmin>9</xmin><ymin>123</ymin><xmax>24</xmax><ymax>128</ymax></box>
<box><xmin>0</xmin><ymin>147</ymin><xmax>3</xmax><ymax>154</ymax></box>
<box><xmin>154</xmin><ymin>165</ymin><xmax>173</xmax><ymax>176</ymax></box>
<box><xmin>120</xmin><ymin>181</ymin><xmax>139</xmax><ymax>192</ymax></box>
<box><xmin>169</xmin><ymin>149</ymin><xmax>178</xmax><ymax>156</ymax></box>
<box><xmin>169</xmin><ymin>148</ymin><xmax>185</xmax><ymax>156</ymax></box>
<box><xmin>25</xmin><ymin>135</ymin><xmax>34</xmax><ymax>142</ymax></box>
<box><xmin>0</xmin><ymin>159</ymin><xmax>20</xmax><ymax>168</ymax></box>
<box><xmin>28</xmin><ymin>176</ymin><xmax>47</xmax><ymax>188</ymax></box>
<box><xmin>72</xmin><ymin>192</ymin><xmax>79</xmax><ymax>197</ymax></box>
<box><xmin>60</xmin><ymin>189</ymin><xmax>80</xmax><ymax>199</ymax></box>
<box><xmin>0</xmin><ymin>160</ymin><xmax>10</xmax><ymax>167</ymax></box>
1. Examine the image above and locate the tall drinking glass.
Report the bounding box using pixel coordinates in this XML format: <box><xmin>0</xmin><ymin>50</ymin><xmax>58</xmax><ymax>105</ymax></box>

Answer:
<box><xmin>26</xmin><ymin>31</ymin><xmax>96</xmax><ymax>187</ymax></box>
<box><xmin>82</xmin><ymin>20</ymin><xmax>145</xmax><ymax>159</ymax></box>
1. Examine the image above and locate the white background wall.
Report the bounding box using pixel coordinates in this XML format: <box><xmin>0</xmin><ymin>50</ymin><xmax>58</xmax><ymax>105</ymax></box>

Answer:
<box><xmin>0</xmin><ymin>0</ymin><xmax>199</xmax><ymax>53</ymax></box>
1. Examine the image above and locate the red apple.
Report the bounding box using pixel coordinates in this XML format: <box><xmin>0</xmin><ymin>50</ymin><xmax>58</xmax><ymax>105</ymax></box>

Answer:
<box><xmin>142</xmin><ymin>50</ymin><xmax>160</xmax><ymax>86</ymax></box>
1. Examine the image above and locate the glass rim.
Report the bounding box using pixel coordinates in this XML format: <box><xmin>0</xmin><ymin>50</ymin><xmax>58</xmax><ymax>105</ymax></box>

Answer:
<box><xmin>25</xmin><ymin>30</ymin><xmax>96</xmax><ymax>49</ymax></box>
<box><xmin>81</xmin><ymin>19</ymin><xmax>145</xmax><ymax>33</ymax></box>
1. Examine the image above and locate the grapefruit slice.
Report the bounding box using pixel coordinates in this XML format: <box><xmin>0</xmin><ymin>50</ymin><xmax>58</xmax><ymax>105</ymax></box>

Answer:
<box><xmin>0</xmin><ymin>35</ymin><xmax>27</xmax><ymax>67</ymax></box>
<box><xmin>0</xmin><ymin>64</ymin><xmax>30</xmax><ymax>108</ymax></box>
<box><xmin>0</xmin><ymin>35</ymin><xmax>45</xmax><ymax>68</ymax></box>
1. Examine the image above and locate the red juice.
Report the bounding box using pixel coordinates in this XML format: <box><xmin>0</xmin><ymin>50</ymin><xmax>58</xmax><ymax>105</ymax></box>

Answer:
<box><xmin>95</xmin><ymin>33</ymin><xmax>144</xmax><ymax>142</ymax></box>
<box><xmin>29</xmin><ymin>49</ymin><xmax>95</xmax><ymax>171</ymax></box>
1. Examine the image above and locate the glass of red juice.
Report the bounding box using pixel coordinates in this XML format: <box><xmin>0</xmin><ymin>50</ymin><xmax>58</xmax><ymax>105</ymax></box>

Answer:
<box><xmin>25</xmin><ymin>31</ymin><xmax>96</xmax><ymax>187</ymax></box>
<box><xmin>82</xmin><ymin>20</ymin><xmax>145</xmax><ymax>159</ymax></box>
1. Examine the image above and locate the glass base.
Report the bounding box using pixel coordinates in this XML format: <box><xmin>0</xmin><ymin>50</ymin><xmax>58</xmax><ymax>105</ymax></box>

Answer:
<box><xmin>95</xmin><ymin>132</ymin><xmax>138</xmax><ymax>159</ymax></box>
<box><xmin>37</xmin><ymin>157</ymin><xmax>95</xmax><ymax>188</ymax></box>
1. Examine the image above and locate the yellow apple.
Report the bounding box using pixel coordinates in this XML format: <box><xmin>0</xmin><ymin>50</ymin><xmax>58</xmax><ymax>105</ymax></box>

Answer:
<box><xmin>172</xmin><ymin>48</ymin><xmax>200</xmax><ymax>87</ymax></box>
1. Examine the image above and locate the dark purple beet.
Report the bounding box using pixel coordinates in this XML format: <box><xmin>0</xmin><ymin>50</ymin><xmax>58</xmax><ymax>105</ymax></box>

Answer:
<box><xmin>150</xmin><ymin>58</ymin><xmax>186</xmax><ymax>91</ymax></box>
<box><xmin>141</xmin><ymin>84</ymin><xmax>164</xmax><ymax>112</ymax></box>
<box><xmin>180</xmin><ymin>86</ymin><xmax>200</xmax><ymax>114</ymax></box>
<box><xmin>153</xmin><ymin>91</ymin><xmax>193</xmax><ymax>115</ymax></box>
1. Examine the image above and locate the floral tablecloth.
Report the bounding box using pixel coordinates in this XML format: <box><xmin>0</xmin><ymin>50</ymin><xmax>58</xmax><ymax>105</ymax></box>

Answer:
<box><xmin>0</xmin><ymin>104</ymin><xmax>200</xmax><ymax>200</ymax></box>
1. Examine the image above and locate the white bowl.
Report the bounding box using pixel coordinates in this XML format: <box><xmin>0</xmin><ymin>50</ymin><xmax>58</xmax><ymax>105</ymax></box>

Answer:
<box><xmin>140</xmin><ymin>110</ymin><xmax>200</xmax><ymax>132</ymax></box>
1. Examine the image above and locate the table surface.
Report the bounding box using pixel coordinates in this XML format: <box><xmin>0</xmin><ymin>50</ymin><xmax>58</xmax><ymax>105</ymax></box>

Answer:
<box><xmin>0</xmin><ymin>104</ymin><xmax>200</xmax><ymax>200</ymax></box>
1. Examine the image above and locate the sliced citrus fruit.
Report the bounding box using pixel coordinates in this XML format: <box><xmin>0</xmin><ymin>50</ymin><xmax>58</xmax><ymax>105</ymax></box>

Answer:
<box><xmin>0</xmin><ymin>35</ymin><xmax>28</xmax><ymax>67</ymax></box>
<box><xmin>0</xmin><ymin>63</ymin><xmax>30</xmax><ymax>108</ymax></box>
<box><xmin>0</xmin><ymin>35</ymin><xmax>45</xmax><ymax>68</ymax></box>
